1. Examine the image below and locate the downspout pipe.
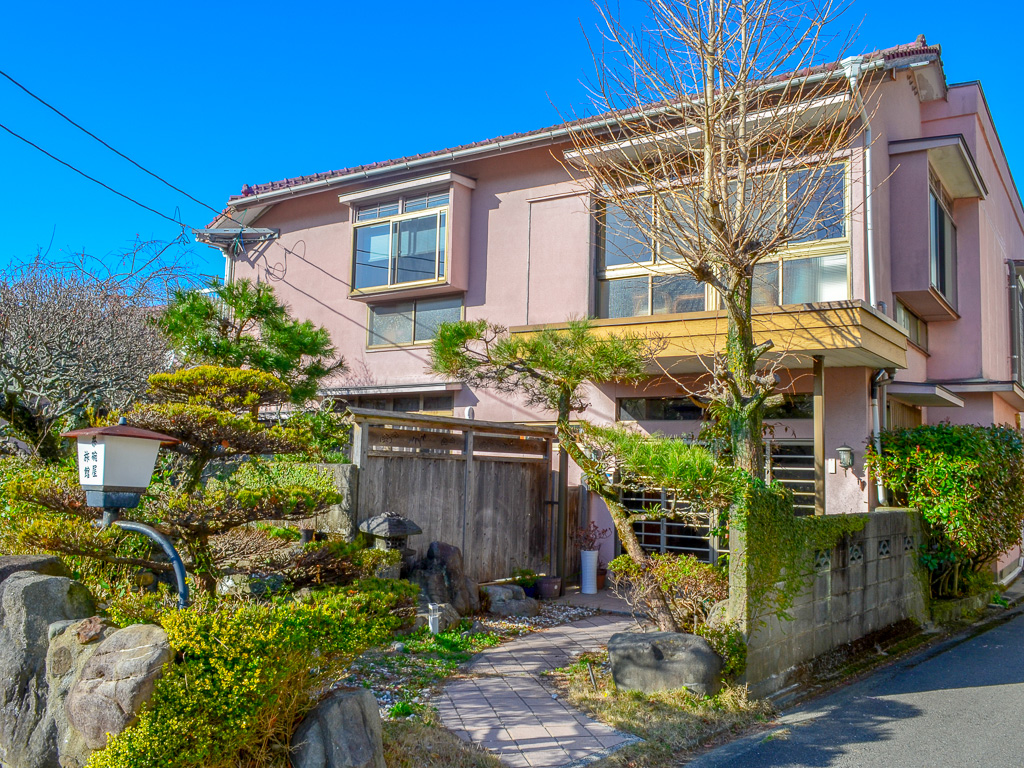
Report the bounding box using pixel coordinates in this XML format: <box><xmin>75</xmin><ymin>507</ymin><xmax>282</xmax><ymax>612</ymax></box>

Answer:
<box><xmin>843</xmin><ymin>56</ymin><xmax>878</xmax><ymax>311</ymax></box>
<box><xmin>870</xmin><ymin>369</ymin><xmax>890</xmax><ymax>505</ymax></box>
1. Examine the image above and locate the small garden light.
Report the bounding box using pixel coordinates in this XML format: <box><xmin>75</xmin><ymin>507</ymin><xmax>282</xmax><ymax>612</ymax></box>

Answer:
<box><xmin>836</xmin><ymin>443</ymin><xmax>855</xmax><ymax>470</ymax></box>
<box><xmin>62</xmin><ymin>418</ymin><xmax>190</xmax><ymax>609</ymax></box>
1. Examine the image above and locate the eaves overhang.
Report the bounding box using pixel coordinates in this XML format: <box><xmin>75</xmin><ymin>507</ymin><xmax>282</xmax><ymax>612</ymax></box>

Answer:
<box><xmin>938</xmin><ymin>380</ymin><xmax>1024</xmax><ymax>411</ymax></box>
<box><xmin>887</xmin><ymin>381</ymin><xmax>965</xmax><ymax>407</ymax></box>
<box><xmin>889</xmin><ymin>134</ymin><xmax>987</xmax><ymax>199</ymax></box>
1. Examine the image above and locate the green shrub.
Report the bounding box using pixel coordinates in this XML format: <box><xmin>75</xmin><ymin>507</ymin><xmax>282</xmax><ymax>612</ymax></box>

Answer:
<box><xmin>609</xmin><ymin>552</ymin><xmax>728</xmax><ymax>632</ymax></box>
<box><xmin>867</xmin><ymin>424</ymin><xmax>1024</xmax><ymax>597</ymax></box>
<box><xmin>88</xmin><ymin>580</ymin><xmax>416</xmax><ymax>768</ymax></box>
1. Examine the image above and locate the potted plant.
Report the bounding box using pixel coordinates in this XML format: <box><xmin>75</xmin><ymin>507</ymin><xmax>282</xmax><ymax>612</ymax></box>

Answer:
<box><xmin>511</xmin><ymin>567</ymin><xmax>539</xmax><ymax>598</ymax></box>
<box><xmin>571</xmin><ymin>522</ymin><xmax>612</xmax><ymax>595</ymax></box>
<box><xmin>596</xmin><ymin>558</ymin><xmax>607</xmax><ymax>591</ymax></box>
<box><xmin>537</xmin><ymin>574</ymin><xmax>562</xmax><ymax>599</ymax></box>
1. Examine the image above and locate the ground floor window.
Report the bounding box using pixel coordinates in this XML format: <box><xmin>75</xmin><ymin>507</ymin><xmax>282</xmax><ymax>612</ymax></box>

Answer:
<box><xmin>340</xmin><ymin>393</ymin><xmax>454</xmax><ymax>415</ymax></box>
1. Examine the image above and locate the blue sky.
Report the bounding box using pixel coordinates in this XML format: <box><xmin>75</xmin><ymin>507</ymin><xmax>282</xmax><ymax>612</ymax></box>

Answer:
<box><xmin>1</xmin><ymin>1</ymin><xmax>1014</xmax><ymax>277</ymax></box>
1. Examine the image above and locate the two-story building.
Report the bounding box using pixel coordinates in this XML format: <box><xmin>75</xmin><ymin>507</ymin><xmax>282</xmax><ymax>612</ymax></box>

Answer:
<box><xmin>199</xmin><ymin>36</ymin><xmax>1024</xmax><ymax>582</ymax></box>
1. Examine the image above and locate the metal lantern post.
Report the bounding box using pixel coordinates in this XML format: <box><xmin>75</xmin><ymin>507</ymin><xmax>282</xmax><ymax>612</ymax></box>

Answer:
<box><xmin>61</xmin><ymin>419</ymin><xmax>190</xmax><ymax>609</ymax></box>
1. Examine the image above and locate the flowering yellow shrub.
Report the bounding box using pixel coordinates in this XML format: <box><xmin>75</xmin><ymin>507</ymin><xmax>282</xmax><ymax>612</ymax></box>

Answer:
<box><xmin>87</xmin><ymin>580</ymin><xmax>417</xmax><ymax>768</ymax></box>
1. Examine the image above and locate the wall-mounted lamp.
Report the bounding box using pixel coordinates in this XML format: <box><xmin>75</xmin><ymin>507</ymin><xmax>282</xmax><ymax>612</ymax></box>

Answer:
<box><xmin>836</xmin><ymin>444</ymin><xmax>855</xmax><ymax>470</ymax></box>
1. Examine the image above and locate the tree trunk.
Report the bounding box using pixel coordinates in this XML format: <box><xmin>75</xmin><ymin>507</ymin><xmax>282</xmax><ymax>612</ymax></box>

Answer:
<box><xmin>555</xmin><ymin>419</ymin><xmax>681</xmax><ymax>632</ymax></box>
<box><xmin>723</xmin><ymin>283</ymin><xmax>766</xmax><ymax>478</ymax></box>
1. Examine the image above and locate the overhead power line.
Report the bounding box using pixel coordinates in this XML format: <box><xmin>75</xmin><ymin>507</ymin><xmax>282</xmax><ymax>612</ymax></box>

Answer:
<box><xmin>0</xmin><ymin>68</ymin><xmax>250</xmax><ymax>231</ymax></box>
<box><xmin>0</xmin><ymin>68</ymin><xmax>228</xmax><ymax>219</ymax></box>
<box><xmin>0</xmin><ymin>121</ymin><xmax>193</xmax><ymax>229</ymax></box>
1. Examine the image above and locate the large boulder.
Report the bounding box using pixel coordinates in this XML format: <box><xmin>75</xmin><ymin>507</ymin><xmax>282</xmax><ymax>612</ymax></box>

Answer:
<box><xmin>0</xmin><ymin>555</ymin><xmax>70</xmax><ymax>586</ymax></box>
<box><xmin>0</xmin><ymin>572</ymin><xmax>95</xmax><ymax>768</ymax></box>
<box><xmin>46</xmin><ymin>618</ymin><xmax>118</xmax><ymax>768</ymax></box>
<box><xmin>481</xmin><ymin>585</ymin><xmax>539</xmax><ymax>618</ymax></box>
<box><xmin>291</xmin><ymin>689</ymin><xmax>385</xmax><ymax>768</ymax></box>
<box><xmin>408</xmin><ymin>542</ymin><xmax>478</xmax><ymax>616</ymax></box>
<box><xmin>66</xmin><ymin>624</ymin><xmax>173</xmax><ymax>750</ymax></box>
<box><xmin>608</xmin><ymin>631</ymin><xmax>723</xmax><ymax>696</ymax></box>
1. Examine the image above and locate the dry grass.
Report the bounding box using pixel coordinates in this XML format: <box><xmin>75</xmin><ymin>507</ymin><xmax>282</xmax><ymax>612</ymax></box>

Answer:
<box><xmin>382</xmin><ymin>719</ymin><xmax>504</xmax><ymax>768</ymax></box>
<box><xmin>548</xmin><ymin>652</ymin><xmax>775</xmax><ymax>768</ymax></box>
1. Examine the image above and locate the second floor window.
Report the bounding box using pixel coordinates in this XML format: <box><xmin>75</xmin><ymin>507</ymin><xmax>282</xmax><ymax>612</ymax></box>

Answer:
<box><xmin>596</xmin><ymin>164</ymin><xmax>848</xmax><ymax>319</ymax></box>
<box><xmin>895</xmin><ymin>300</ymin><xmax>928</xmax><ymax>350</ymax></box>
<box><xmin>353</xmin><ymin>190</ymin><xmax>449</xmax><ymax>291</ymax></box>
<box><xmin>929</xmin><ymin>180</ymin><xmax>957</xmax><ymax>309</ymax></box>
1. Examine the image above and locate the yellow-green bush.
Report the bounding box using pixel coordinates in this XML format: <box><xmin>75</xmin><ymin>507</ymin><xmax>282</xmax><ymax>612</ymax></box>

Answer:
<box><xmin>88</xmin><ymin>579</ymin><xmax>417</xmax><ymax>768</ymax></box>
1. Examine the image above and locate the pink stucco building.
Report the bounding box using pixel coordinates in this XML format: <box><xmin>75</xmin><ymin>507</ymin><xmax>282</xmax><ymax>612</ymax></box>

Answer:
<box><xmin>201</xmin><ymin>37</ymin><xmax>1024</xmax><ymax>581</ymax></box>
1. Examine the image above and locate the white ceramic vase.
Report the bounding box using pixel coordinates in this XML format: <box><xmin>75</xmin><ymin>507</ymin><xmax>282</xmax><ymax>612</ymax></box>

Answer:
<box><xmin>581</xmin><ymin>549</ymin><xmax>599</xmax><ymax>594</ymax></box>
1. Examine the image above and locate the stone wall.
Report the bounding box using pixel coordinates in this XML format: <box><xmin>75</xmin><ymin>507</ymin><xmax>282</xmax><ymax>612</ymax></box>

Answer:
<box><xmin>742</xmin><ymin>508</ymin><xmax>929</xmax><ymax>697</ymax></box>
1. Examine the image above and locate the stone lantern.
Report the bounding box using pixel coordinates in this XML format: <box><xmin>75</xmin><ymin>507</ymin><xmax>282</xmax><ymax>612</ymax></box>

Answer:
<box><xmin>358</xmin><ymin>512</ymin><xmax>422</xmax><ymax>578</ymax></box>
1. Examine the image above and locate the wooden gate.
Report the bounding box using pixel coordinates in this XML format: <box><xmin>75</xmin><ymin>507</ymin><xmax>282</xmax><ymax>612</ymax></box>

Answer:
<box><xmin>347</xmin><ymin>407</ymin><xmax>555</xmax><ymax>583</ymax></box>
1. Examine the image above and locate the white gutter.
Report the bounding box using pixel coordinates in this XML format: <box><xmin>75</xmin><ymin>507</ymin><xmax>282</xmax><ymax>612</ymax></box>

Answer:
<box><xmin>842</xmin><ymin>56</ymin><xmax>884</xmax><ymax>311</ymax></box>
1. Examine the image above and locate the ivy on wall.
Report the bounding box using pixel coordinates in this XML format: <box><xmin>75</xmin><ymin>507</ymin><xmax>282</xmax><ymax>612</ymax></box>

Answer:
<box><xmin>729</xmin><ymin>480</ymin><xmax>866</xmax><ymax>622</ymax></box>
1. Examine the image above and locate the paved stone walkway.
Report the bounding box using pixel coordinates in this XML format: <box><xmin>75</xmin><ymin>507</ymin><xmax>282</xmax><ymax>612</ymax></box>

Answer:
<box><xmin>436</xmin><ymin>614</ymin><xmax>643</xmax><ymax>768</ymax></box>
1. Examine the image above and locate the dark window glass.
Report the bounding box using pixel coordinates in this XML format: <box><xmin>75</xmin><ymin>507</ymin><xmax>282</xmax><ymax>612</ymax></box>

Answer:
<box><xmin>393</xmin><ymin>397</ymin><xmax>420</xmax><ymax>412</ymax></box>
<box><xmin>598</xmin><ymin>277</ymin><xmax>649</xmax><ymax>318</ymax></box>
<box><xmin>763</xmin><ymin>394</ymin><xmax>814</xmax><ymax>420</ymax></box>
<box><xmin>600</xmin><ymin>200</ymin><xmax>654</xmax><ymax>268</ymax></box>
<box><xmin>787</xmin><ymin>164</ymin><xmax>846</xmax><ymax>242</ymax></box>
<box><xmin>353</xmin><ymin>223</ymin><xmax>391</xmax><ymax>289</ymax></box>
<box><xmin>618</xmin><ymin>397</ymin><xmax>704</xmax><ymax>421</ymax></box>
<box><xmin>413</xmin><ymin>296</ymin><xmax>461</xmax><ymax>342</ymax></box>
<box><xmin>422</xmin><ymin>394</ymin><xmax>454</xmax><ymax>413</ymax></box>
<box><xmin>653</xmin><ymin>274</ymin><xmax>705</xmax><ymax>314</ymax></box>
<box><xmin>752</xmin><ymin>261</ymin><xmax>780</xmax><ymax>306</ymax></box>
<box><xmin>392</xmin><ymin>214</ymin><xmax>440</xmax><ymax>284</ymax></box>
<box><xmin>930</xmin><ymin>192</ymin><xmax>957</xmax><ymax>307</ymax></box>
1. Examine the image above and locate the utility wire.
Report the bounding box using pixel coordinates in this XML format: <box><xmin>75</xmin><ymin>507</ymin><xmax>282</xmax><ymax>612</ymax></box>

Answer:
<box><xmin>0</xmin><ymin>68</ymin><xmax>249</xmax><ymax>231</ymax></box>
<box><xmin>0</xmin><ymin>121</ymin><xmax>192</xmax><ymax>229</ymax></box>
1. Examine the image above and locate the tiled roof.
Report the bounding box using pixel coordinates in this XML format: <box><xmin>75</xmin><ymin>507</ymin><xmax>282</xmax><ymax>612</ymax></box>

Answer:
<box><xmin>227</xmin><ymin>36</ymin><xmax>940</xmax><ymax>203</ymax></box>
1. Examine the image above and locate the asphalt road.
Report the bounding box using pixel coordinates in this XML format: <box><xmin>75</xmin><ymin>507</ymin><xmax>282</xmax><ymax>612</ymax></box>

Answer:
<box><xmin>689</xmin><ymin>610</ymin><xmax>1024</xmax><ymax>768</ymax></box>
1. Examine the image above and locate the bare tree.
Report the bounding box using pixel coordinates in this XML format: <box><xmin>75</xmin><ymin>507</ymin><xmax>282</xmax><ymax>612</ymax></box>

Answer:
<box><xmin>566</xmin><ymin>0</ymin><xmax>866</xmax><ymax>474</ymax></box>
<box><xmin>0</xmin><ymin>240</ymin><xmax>199</xmax><ymax>459</ymax></box>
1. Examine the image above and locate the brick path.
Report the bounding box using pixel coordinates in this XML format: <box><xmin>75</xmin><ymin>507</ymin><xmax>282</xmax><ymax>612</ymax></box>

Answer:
<box><xmin>436</xmin><ymin>614</ymin><xmax>643</xmax><ymax>768</ymax></box>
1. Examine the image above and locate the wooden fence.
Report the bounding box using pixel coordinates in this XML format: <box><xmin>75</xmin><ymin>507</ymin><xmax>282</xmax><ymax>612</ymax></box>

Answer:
<box><xmin>346</xmin><ymin>408</ymin><xmax>558</xmax><ymax>583</ymax></box>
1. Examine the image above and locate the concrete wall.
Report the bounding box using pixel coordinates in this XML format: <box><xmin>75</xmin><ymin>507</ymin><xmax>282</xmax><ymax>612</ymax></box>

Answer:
<box><xmin>742</xmin><ymin>508</ymin><xmax>929</xmax><ymax>697</ymax></box>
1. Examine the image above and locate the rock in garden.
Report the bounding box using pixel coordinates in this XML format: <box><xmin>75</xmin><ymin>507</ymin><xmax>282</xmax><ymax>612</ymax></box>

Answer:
<box><xmin>481</xmin><ymin>585</ymin><xmax>539</xmax><ymax>617</ymax></box>
<box><xmin>291</xmin><ymin>688</ymin><xmax>385</xmax><ymax>768</ymax></box>
<box><xmin>408</xmin><ymin>542</ymin><xmax>479</xmax><ymax>617</ymax></box>
<box><xmin>0</xmin><ymin>572</ymin><xmax>95</xmax><ymax>768</ymax></box>
<box><xmin>66</xmin><ymin>624</ymin><xmax>173</xmax><ymax>750</ymax></box>
<box><xmin>608</xmin><ymin>631</ymin><xmax>723</xmax><ymax>696</ymax></box>
<box><xmin>0</xmin><ymin>554</ymin><xmax>70</xmax><ymax>586</ymax></box>
<box><xmin>218</xmin><ymin>572</ymin><xmax>288</xmax><ymax>598</ymax></box>
<box><xmin>46</xmin><ymin>619</ymin><xmax>118</xmax><ymax>768</ymax></box>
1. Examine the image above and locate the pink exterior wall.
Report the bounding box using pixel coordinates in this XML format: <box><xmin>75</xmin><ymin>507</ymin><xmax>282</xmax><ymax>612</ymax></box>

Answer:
<box><xmin>221</xmin><ymin>61</ymin><xmax>1024</xmax><ymax>543</ymax></box>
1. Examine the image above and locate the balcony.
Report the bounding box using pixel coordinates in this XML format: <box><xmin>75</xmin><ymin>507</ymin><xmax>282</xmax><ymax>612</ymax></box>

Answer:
<box><xmin>512</xmin><ymin>300</ymin><xmax>908</xmax><ymax>373</ymax></box>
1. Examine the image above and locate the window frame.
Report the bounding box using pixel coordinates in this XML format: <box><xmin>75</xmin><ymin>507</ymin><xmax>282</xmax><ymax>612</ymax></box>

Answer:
<box><xmin>351</xmin><ymin>189</ymin><xmax>451</xmax><ymax>294</ymax></box>
<box><xmin>594</xmin><ymin>162</ymin><xmax>851</xmax><ymax>318</ymax></box>
<box><xmin>895</xmin><ymin>299</ymin><xmax>929</xmax><ymax>352</ymax></box>
<box><xmin>928</xmin><ymin>174</ymin><xmax>957</xmax><ymax>309</ymax></box>
<box><xmin>365</xmin><ymin>295</ymin><xmax>465</xmax><ymax>350</ymax></box>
